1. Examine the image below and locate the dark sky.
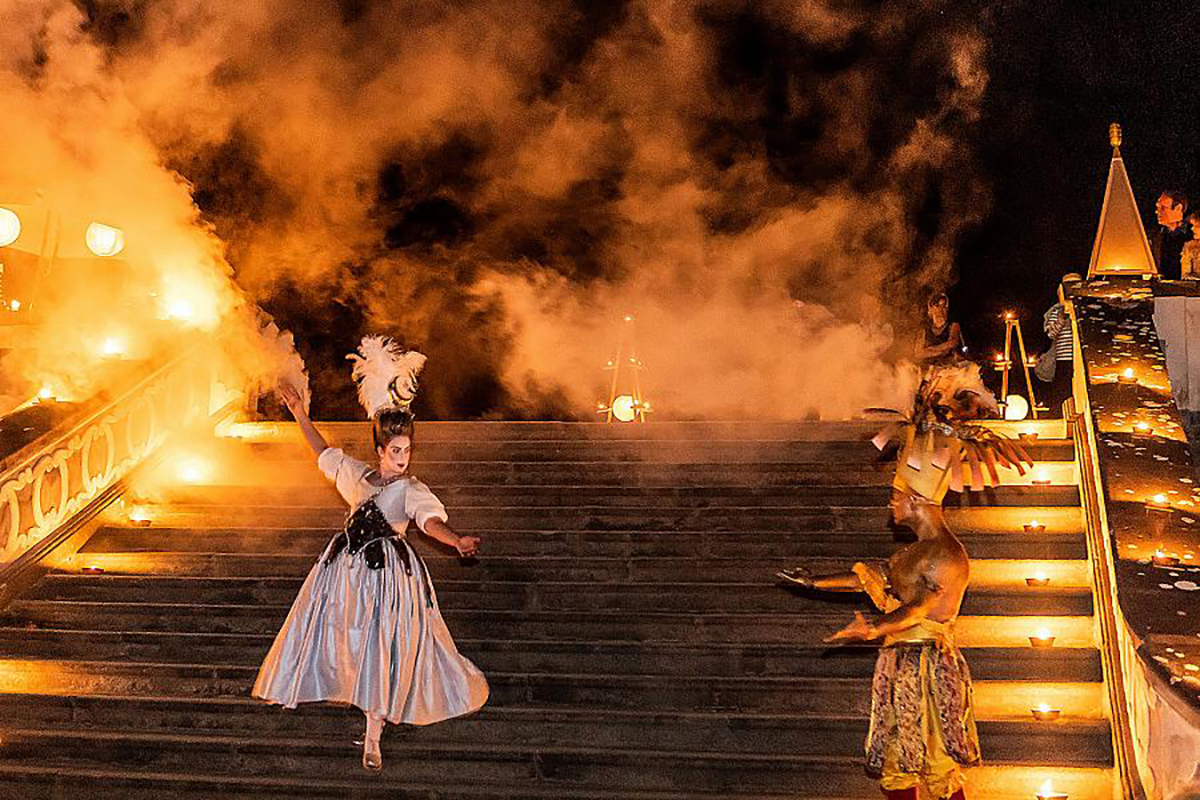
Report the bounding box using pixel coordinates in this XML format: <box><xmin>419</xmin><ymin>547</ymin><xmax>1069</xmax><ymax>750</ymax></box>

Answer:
<box><xmin>956</xmin><ymin>0</ymin><xmax>1200</xmax><ymax>358</ymax></box>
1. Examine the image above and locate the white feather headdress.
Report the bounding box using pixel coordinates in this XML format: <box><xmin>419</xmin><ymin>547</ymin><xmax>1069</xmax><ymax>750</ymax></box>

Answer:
<box><xmin>346</xmin><ymin>335</ymin><xmax>427</xmax><ymax>418</ymax></box>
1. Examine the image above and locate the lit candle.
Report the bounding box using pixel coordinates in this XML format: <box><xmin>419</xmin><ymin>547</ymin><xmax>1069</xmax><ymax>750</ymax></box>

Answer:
<box><xmin>176</xmin><ymin>457</ymin><xmax>210</xmax><ymax>484</ymax></box>
<box><xmin>128</xmin><ymin>505</ymin><xmax>153</xmax><ymax>527</ymax></box>
<box><xmin>1031</xmin><ymin>702</ymin><xmax>1062</xmax><ymax>721</ymax></box>
<box><xmin>37</xmin><ymin>385</ymin><xmax>54</xmax><ymax>402</ymax></box>
<box><xmin>1019</xmin><ymin>428</ymin><xmax>1039</xmax><ymax>443</ymax></box>
<box><xmin>1026</xmin><ymin>570</ymin><xmax>1051</xmax><ymax>587</ymax></box>
<box><xmin>1030</xmin><ymin>628</ymin><xmax>1056</xmax><ymax>648</ymax></box>
<box><xmin>1153</xmin><ymin>549</ymin><xmax>1181</xmax><ymax>567</ymax></box>
<box><xmin>8</xmin><ymin>299</ymin><xmax>19</xmax><ymax>312</ymax></box>
<box><xmin>1035</xmin><ymin>779</ymin><xmax>1068</xmax><ymax>799</ymax></box>
<box><xmin>1031</xmin><ymin>469</ymin><xmax>1052</xmax><ymax>485</ymax></box>
<box><xmin>81</xmin><ymin>565</ymin><xmax>105</xmax><ymax>575</ymax></box>
<box><xmin>1117</xmin><ymin>367</ymin><xmax>1137</xmax><ymax>384</ymax></box>
<box><xmin>101</xmin><ymin>337</ymin><xmax>126</xmax><ymax>358</ymax></box>
<box><xmin>1024</xmin><ymin>520</ymin><xmax>1046</xmax><ymax>534</ymax></box>
<box><xmin>1147</xmin><ymin>493</ymin><xmax>1170</xmax><ymax>510</ymax></box>
<box><xmin>1134</xmin><ymin>421</ymin><xmax>1153</xmax><ymax>437</ymax></box>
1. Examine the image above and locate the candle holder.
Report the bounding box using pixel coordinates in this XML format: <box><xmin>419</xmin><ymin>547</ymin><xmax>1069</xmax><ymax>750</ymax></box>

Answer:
<box><xmin>81</xmin><ymin>566</ymin><xmax>105</xmax><ymax>575</ymax></box>
<box><xmin>1035</xmin><ymin>781</ymin><xmax>1068</xmax><ymax>800</ymax></box>
<box><xmin>1152</xmin><ymin>550</ymin><xmax>1181</xmax><ymax>567</ymax></box>
<box><xmin>1026</xmin><ymin>573</ymin><xmax>1052</xmax><ymax>587</ymax></box>
<box><xmin>1029</xmin><ymin>631</ymin><xmax>1056</xmax><ymax>648</ymax></box>
<box><xmin>1117</xmin><ymin>369</ymin><xmax>1138</xmax><ymax>385</ymax></box>
<box><xmin>1031</xmin><ymin>704</ymin><xmax>1062</xmax><ymax>721</ymax></box>
<box><xmin>1024</xmin><ymin>521</ymin><xmax>1047</xmax><ymax>534</ymax></box>
<box><xmin>1031</xmin><ymin>472</ymin><xmax>1052</xmax><ymax>486</ymax></box>
<box><xmin>1133</xmin><ymin>422</ymin><xmax>1154</xmax><ymax>438</ymax></box>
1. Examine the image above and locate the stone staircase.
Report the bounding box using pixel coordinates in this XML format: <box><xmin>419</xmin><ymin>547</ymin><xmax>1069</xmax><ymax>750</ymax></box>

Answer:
<box><xmin>0</xmin><ymin>421</ymin><xmax>1116</xmax><ymax>798</ymax></box>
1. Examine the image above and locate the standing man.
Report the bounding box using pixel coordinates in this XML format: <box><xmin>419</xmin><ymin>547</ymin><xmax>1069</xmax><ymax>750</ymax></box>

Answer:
<box><xmin>1153</xmin><ymin>189</ymin><xmax>1191</xmax><ymax>280</ymax></box>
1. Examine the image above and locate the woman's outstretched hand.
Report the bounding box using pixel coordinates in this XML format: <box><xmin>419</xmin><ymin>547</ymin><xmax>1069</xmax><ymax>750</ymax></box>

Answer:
<box><xmin>277</xmin><ymin>383</ymin><xmax>305</xmax><ymax>419</ymax></box>
<box><xmin>455</xmin><ymin>535</ymin><xmax>481</xmax><ymax>558</ymax></box>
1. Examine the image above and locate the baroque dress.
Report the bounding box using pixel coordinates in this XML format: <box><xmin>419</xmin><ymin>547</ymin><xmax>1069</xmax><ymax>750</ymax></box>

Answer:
<box><xmin>253</xmin><ymin>447</ymin><xmax>489</xmax><ymax>724</ymax></box>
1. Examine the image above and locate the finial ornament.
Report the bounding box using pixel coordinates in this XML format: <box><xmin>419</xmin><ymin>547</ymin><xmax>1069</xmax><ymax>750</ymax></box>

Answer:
<box><xmin>1109</xmin><ymin>122</ymin><xmax>1122</xmax><ymax>148</ymax></box>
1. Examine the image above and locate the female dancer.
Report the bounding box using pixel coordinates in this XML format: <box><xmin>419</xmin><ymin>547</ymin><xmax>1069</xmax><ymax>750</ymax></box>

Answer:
<box><xmin>253</xmin><ymin>336</ymin><xmax>489</xmax><ymax>770</ymax></box>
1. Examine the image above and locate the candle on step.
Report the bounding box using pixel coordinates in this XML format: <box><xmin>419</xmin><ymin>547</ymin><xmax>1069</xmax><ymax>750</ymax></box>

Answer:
<box><xmin>1030</xmin><ymin>628</ymin><xmax>1056</xmax><ymax>648</ymax></box>
<box><xmin>1024</xmin><ymin>520</ymin><xmax>1046</xmax><ymax>534</ymax></box>
<box><xmin>1026</xmin><ymin>570</ymin><xmax>1051</xmax><ymax>587</ymax></box>
<box><xmin>1031</xmin><ymin>702</ymin><xmax>1061</xmax><ymax>721</ymax></box>
<box><xmin>1117</xmin><ymin>367</ymin><xmax>1137</xmax><ymax>385</ymax></box>
<box><xmin>1035</xmin><ymin>779</ymin><xmax>1068</xmax><ymax>799</ymax></box>
<box><xmin>1153</xmin><ymin>549</ymin><xmax>1180</xmax><ymax>567</ymax></box>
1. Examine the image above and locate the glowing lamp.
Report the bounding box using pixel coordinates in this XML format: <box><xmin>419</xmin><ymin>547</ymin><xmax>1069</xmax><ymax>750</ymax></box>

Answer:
<box><xmin>128</xmin><ymin>505</ymin><xmax>153</xmax><ymax>527</ymax></box>
<box><xmin>1024</xmin><ymin>520</ymin><xmax>1046</xmax><ymax>534</ymax></box>
<box><xmin>1134</xmin><ymin>421</ymin><xmax>1153</xmax><ymax>437</ymax></box>
<box><xmin>8</xmin><ymin>299</ymin><xmax>20</xmax><ymax>312</ymax></box>
<box><xmin>1148</xmin><ymin>494</ymin><xmax>1170</xmax><ymax>509</ymax></box>
<box><xmin>85</xmin><ymin>222</ymin><xmax>125</xmax><ymax>257</ymax></box>
<box><xmin>1117</xmin><ymin>368</ymin><xmax>1137</xmax><ymax>385</ymax></box>
<box><xmin>1035</xmin><ymin>779</ymin><xmax>1068</xmax><ymax>799</ymax></box>
<box><xmin>1031</xmin><ymin>703</ymin><xmax>1061</xmax><ymax>721</ymax></box>
<box><xmin>0</xmin><ymin>207</ymin><xmax>20</xmax><ymax>247</ymax></box>
<box><xmin>1031</xmin><ymin>469</ymin><xmax>1051</xmax><ymax>485</ymax></box>
<box><xmin>611</xmin><ymin>394</ymin><xmax>638</xmax><ymax>423</ymax></box>
<box><xmin>1004</xmin><ymin>394</ymin><xmax>1030</xmax><ymax>421</ymax></box>
<box><xmin>1030</xmin><ymin>628</ymin><xmax>1056</xmax><ymax>648</ymax></box>
<box><xmin>1026</xmin><ymin>571</ymin><xmax>1051</xmax><ymax>587</ymax></box>
<box><xmin>81</xmin><ymin>565</ymin><xmax>105</xmax><ymax>575</ymax></box>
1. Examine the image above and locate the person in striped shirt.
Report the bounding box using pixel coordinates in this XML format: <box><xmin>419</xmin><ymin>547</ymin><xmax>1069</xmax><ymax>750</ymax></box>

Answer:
<box><xmin>1038</xmin><ymin>274</ymin><xmax>1081</xmax><ymax>416</ymax></box>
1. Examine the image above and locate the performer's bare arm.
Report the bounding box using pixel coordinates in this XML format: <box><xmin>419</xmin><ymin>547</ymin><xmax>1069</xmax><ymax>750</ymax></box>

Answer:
<box><xmin>278</xmin><ymin>383</ymin><xmax>329</xmax><ymax>457</ymax></box>
<box><xmin>825</xmin><ymin>553</ymin><xmax>965</xmax><ymax>643</ymax></box>
<box><xmin>423</xmin><ymin>518</ymin><xmax>481</xmax><ymax>558</ymax></box>
<box><xmin>916</xmin><ymin>323</ymin><xmax>962</xmax><ymax>360</ymax></box>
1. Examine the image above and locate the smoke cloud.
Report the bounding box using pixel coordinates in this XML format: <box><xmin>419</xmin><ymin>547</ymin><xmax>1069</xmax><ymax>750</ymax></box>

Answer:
<box><xmin>0</xmin><ymin>0</ymin><xmax>991</xmax><ymax>420</ymax></box>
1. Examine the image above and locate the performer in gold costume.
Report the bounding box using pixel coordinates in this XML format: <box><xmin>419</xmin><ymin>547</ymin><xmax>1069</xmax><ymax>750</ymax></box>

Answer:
<box><xmin>779</xmin><ymin>364</ymin><xmax>1030</xmax><ymax>799</ymax></box>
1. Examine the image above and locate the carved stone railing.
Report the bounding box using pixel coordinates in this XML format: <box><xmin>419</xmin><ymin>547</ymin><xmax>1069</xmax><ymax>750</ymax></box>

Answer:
<box><xmin>1068</xmin><ymin>278</ymin><xmax>1200</xmax><ymax>800</ymax></box>
<box><xmin>0</xmin><ymin>346</ymin><xmax>218</xmax><ymax>566</ymax></box>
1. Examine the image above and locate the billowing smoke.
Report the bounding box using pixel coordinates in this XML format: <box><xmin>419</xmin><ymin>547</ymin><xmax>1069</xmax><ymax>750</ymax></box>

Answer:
<box><xmin>1</xmin><ymin>0</ymin><xmax>990</xmax><ymax>420</ymax></box>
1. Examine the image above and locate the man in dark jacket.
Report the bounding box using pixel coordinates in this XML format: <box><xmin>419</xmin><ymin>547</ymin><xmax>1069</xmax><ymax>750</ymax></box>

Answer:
<box><xmin>1153</xmin><ymin>189</ymin><xmax>1191</xmax><ymax>279</ymax></box>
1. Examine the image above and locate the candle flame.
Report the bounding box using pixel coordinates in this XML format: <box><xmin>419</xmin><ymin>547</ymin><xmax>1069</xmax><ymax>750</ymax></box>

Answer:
<box><xmin>1036</xmin><ymin>628</ymin><xmax>1051</xmax><ymax>640</ymax></box>
<box><xmin>176</xmin><ymin>456</ymin><xmax>211</xmax><ymax>484</ymax></box>
<box><xmin>38</xmin><ymin>385</ymin><xmax>53</xmax><ymax>399</ymax></box>
<box><xmin>1153</xmin><ymin>493</ymin><xmax>1168</xmax><ymax>505</ymax></box>
<box><xmin>1034</xmin><ymin>571</ymin><xmax>1047</xmax><ymax>581</ymax></box>
<box><xmin>8</xmin><ymin>299</ymin><xmax>19</xmax><ymax>311</ymax></box>
<box><xmin>1037</xmin><ymin>702</ymin><xmax>1051</xmax><ymax>713</ymax></box>
<box><xmin>1123</xmin><ymin>368</ymin><xmax>1134</xmax><ymax>379</ymax></box>
<box><xmin>102</xmin><ymin>336</ymin><xmax>125</xmax><ymax>357</ymax></box>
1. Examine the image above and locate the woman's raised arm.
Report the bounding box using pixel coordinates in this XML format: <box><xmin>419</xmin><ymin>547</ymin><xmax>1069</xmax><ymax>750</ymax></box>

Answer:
<box><xmin>278</xmin><ymin>383</ymin><xmax>329</xmax><ymax>457</ymax></box>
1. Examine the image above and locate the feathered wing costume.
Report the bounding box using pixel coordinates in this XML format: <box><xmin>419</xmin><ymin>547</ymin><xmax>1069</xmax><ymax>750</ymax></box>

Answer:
<box><xmin>253</xmin><ymin>335</ymin><xmax>489</xmax><ymax>730</ymax></box>
<box><xmin>870</xmin><ymin>363</ymin><xmax>1033</xmax><ymax>501</ymax></box>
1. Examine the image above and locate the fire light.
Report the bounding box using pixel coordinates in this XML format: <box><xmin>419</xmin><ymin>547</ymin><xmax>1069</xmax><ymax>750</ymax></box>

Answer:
<box><xmin>1026</xmin><ymin>571</ymin><xmax>1051</xmax><ymax>587</ymax></box>
<box><xmin>176</xmin><ymin>456</ymin><xmax>211</xmax><ymax>484</ymax></box>
<box><xmin>128</xmin><ymin>505</ymin><xmax>154</xmax><ymax>527</ymax></box>
<box><xmin>1031</xmin><ymin>702</ymin><xmax>1061</xmax><ymax>721</ymax></box>
<box><xmin>1030</xmin><ymin>628</ymin><xmax>1056</xmax><ymax>648</ymax></box>
<box><xmin>81</xmin><ymin>565</ymin><xmax>105</xmax><ymax>575</ymax></box>
<box><xmin>1117</xmin><ymin>367</ymin><xmax>1137</xmax><ymax>385</ymax></box>
<box><xmin>0</xmin><ymin>208</ymin><xmax>20</xmax><ymax>247</ymax></box>
<box><xmin>1149</xmin><ymin>493</ymin><xmax>1169</xmax><ymax>509</ymax></box>
<box><xmin>611</xmin><ymin>394</ymin><xmax>637</xmax><ymax>423</ymax></box>
<box><xmin>1035</xmin><ymin>779</ymin><xmax>1068</xmax><ymax>799</ymax></box>
<box><xmin>85</xmin><ymin>222</ymin><xmax>125</xmax><ymax>257</ymax></box>
<box><xmin>1153</xmin><ymin>549</ymin><xmax>1180</xmax><ymax>567</ymax></box>
<box><xmin>101</xmin><ymin>337</ymin><xmax>126</xmax><ymax>358</ymax></box>
<box><xmin>1024</xmin><ymin>520</ymin><xmax>1046</xmax><ymax>534</ymax></box>
<box><xmin>1134</xmin><ymin>421</ymin><xmax>1153</xmax><ymax>436</ymax></box>
<box><xmin>166</xmin><ymin>298</ymin><xmax>195</xmax><ymax>321</ymax></box>
<box><xmin>8</xmin><ymin>299</ymin><xmax>19</xmax><ymax>312</ymax></box>
<box><xmin>1031</xmin><ymin>468</ymin><xmax>1051</xmax><ymax>485</ymax></box>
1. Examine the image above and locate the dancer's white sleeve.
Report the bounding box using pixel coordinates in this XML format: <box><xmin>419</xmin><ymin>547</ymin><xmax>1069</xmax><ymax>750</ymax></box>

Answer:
<box><xmin>405</xmin><ymin>479</ymin><xmax>449</xmax><ymax>533</ymax></box>
<box><xmin>317</xmin><ymin>447</ymin><xmax>372</xmax><ymax>506</ymax></box>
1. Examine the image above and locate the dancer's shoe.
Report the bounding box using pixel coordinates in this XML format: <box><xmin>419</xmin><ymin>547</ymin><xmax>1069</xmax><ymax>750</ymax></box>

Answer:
<box><xmin>362</xmin><ymin>715</ymin><xmax>384</xmax><ymax>771</ymax></box>
<box><xmin>776</xmin><ymin>565</ymin><xmax>815</xmax><ymax>589</ymax></box>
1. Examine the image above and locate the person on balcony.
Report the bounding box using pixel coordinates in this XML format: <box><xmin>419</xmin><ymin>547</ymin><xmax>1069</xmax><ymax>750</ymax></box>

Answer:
<box><xmin>1153</xmin><ymin>189</ymin><xmax>1191</xmax><ymax>280</ymax></box>
<box><xmin>253</xmin><ymin>336</ymin><xmax>488</xmax><ymax>771</ymax></box>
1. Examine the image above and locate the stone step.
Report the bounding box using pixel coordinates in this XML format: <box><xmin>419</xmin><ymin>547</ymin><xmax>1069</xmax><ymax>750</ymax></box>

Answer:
<box><xmin>0</xmin><ymin>762</ymin><xmax>1118</xmax><ymax>800</ymax></box>
<box><xmin>30</xmin><ymin>575</ymin><xmax>1095</xmax><ymax>616</ymax></box>
<box><xmin>148</xmin><ymin>483</ymin><xmax>1081</xmax><ymax>510</ymax></box>
<box><xmin>0</xmin><ymin>727</ymin><xmax>1115</xmax><ymax>799</ymax></box>
<box><xmin>0</xmin><ymin>629</ymin><xmax>1103</xmax><ymax>681</ymax></box>
<box><xmin>2</xmin><ymin>600</ymin><xmax>1096</xmax><ymax>648</ymax></box>
<box><xmin>0</xmin><ymin>655</ymin><xmax>1102</xmax><ymax>717</ymax></box>
<box><xmin>63</xmin><ymin>552</ymin><xmax>1092</xmax><ymax>581</ymax></box>
<box><xmin>0</xmin><ymin>711</ymin><xmax>1113</xmax><ymax>775</ymax></box>
<box><xmin>78</xmin><ymin>526</ymin><xmax>1089</xmax><ymax>563</ymax></box>
<box><xmin>111</xmin><ymin>504</ymin><xmax>1086</xmax><ymax>534</ymax></box>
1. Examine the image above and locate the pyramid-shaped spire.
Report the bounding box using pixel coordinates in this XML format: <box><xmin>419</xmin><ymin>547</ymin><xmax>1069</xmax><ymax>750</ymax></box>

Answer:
<box><xmin>1088</xmin><ymin>123</ymin><xmax>1156</xmax><ymax>278</ymax></box>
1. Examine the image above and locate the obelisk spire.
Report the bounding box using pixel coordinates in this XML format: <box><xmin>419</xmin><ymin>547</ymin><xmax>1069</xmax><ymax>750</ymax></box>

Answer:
<box><xmin>1087</xmin><ymin>122</ymin><xmax>1156</xmax><ymax>278</ymax></box>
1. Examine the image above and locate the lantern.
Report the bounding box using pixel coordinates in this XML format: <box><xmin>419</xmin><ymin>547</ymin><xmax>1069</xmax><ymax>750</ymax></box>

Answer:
<box><xmin>0</xmin><ymin>208</ymin><xmax>19</xmax><ymax>247</ymax></box>
<box><xmin>85</xmin><ymin>222</ymin><xmax>125</xmax><ymax>257</ymax></box>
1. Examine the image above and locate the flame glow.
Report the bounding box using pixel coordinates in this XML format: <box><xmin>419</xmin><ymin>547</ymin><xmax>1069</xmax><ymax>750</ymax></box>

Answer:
<box><xmin>0</xmin><ymin>207</ymin><xmax>19</xmax><ymax>247</ymax></box>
